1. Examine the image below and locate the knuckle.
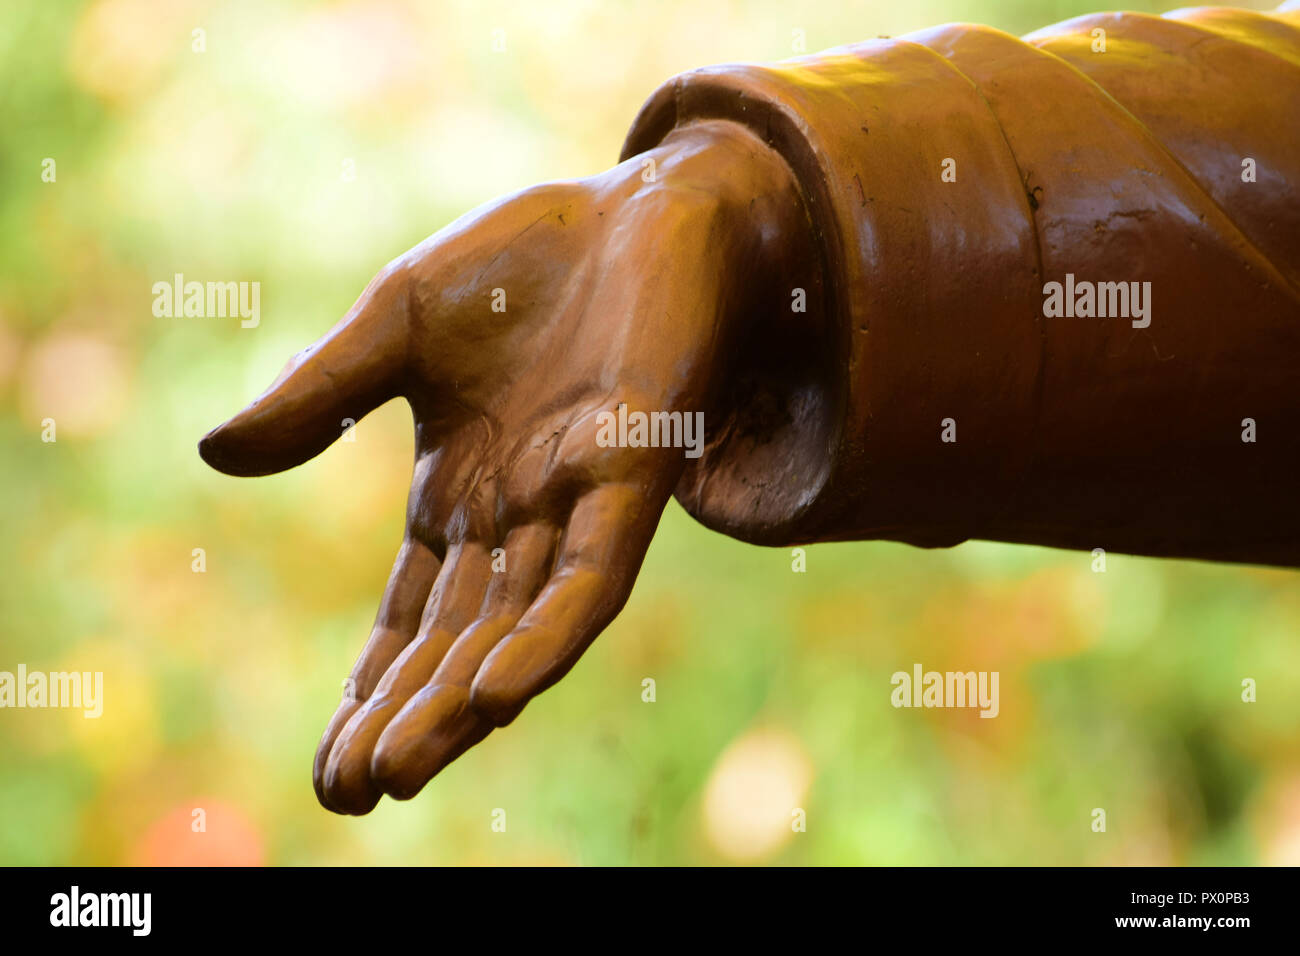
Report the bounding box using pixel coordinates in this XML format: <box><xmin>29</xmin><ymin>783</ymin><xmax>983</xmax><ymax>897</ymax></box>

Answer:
<box><xmin>468</xmin><ymin>675</ymin><xmax>525</xmax><ymax>727</ymax></box>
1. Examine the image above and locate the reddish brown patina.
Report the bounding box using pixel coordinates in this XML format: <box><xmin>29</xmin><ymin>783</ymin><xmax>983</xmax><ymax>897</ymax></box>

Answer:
<box><xmin>201</xmin><ymin>5</ymin><xmax>1300</xmax><ymax>814</ymax></box>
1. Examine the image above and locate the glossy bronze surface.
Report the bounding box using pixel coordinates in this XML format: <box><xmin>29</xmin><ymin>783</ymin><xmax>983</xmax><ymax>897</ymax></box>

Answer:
<box><xmin>202</xmin><ymin>5</ymin><xmax>1300</xmax><ymax>813</ymax></box>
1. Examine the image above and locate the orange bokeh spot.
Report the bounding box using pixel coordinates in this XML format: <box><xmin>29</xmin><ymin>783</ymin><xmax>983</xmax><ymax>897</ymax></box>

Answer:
<box><xmin>131</xmin><ymin>800</ymin><xmax>265</xmax><ymax>867</ymax></box>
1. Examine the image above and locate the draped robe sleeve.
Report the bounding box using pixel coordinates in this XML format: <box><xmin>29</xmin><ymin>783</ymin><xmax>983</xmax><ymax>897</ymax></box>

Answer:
<box><xmin>620</xmin><ymin>4</ymin><xmax>1300</xmax><ymax>566</ymax></box>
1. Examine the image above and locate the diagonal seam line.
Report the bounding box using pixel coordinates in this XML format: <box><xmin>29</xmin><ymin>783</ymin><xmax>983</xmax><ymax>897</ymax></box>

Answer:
<box><xmin>1020</xmin><ymin>26</ymin><xmax>1300</xmax><ymax>303</ymax></box>
<box><xmin>893</xmin><ymin>36</ymin><xmax>1050</xmax><ymax>505</ymax></box>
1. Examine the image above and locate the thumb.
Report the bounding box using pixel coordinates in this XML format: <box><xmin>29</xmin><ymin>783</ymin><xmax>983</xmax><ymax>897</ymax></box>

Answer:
<box><xmin>199</xmin><ymin>263</ymin><xmax>411</xmax><ymax>477</ymax></box>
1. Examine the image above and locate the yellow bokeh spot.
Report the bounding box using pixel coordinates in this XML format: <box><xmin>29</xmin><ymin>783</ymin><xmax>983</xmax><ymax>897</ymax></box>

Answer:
<box><xmin>63</xmin><ymin>639</ymin><xmax>159</xmax><ymax>778</ymax></box>
<box><xmin>701</xmin><ymin>726</ymin><xmax>813</xmax><ymax>863</ymax></box>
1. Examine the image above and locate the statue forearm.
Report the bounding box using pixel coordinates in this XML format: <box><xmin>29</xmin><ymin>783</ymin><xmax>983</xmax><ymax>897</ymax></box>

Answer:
<box><xmin>204</xmin><ymin>4</ymin><xmax>1300</xmax><ymax>812</ymax></box>
<box><xmin>647</xmin><ymin>5</ymin><xmax>1300</xmax><ymax>566</ymax></box>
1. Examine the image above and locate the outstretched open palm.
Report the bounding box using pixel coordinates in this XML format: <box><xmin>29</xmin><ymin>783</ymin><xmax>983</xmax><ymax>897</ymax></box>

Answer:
<box><xmin>199</xmin><ymin>121</ymin><xmax>810</xmax><ymax>813</ymax></box>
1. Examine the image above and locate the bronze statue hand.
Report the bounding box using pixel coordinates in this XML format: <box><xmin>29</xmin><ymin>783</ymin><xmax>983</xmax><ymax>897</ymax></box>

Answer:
<box><xmin>202</xmin><ymin>3</ymin><xmax>1300</xmax><ymax>815</ymax></box>
<box><xmin>199</xmin><ymin>120</ymin><xmax>813</xmax><ymax>813</ymax></box>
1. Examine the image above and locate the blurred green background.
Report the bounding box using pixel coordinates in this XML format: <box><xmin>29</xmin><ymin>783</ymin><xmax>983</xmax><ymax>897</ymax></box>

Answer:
<box><xmin>2</xmin><ymin>0</ymin><xmax>1297</xmax><ymax>866</ymax></box>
